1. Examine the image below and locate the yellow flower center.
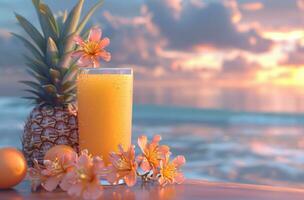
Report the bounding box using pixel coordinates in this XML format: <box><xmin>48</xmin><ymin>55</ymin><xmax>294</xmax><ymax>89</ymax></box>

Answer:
<box><xmin>77</xmin><ymin>168</ymin><xmax>93</xmax><ymax>182</ymax></box>
<box><xmin>117</xmin><ymin>158</ymin><xmax>131</xmax><ymax>170</ymax></box>
<box><xmin>146</xmin><ymin>148</ymin><xmax>159</xmax><ymax>166</ymax></box>
<box><xmin>83</xmin><ymin>41</ymin><xmax>100</xmax><ymax>56</ymax></box>
<box><xmin>161</xmin><ymin>163</ymin><xmax>176</xmax><ymax>181</ymax></box>
<box><xmin>51</xmin><ymin>159</ymin><xmax>65</xmax><ymax>174</ymax></box>
<box><xmin>79</xmin><ymin>173</ymin><xmax>88</xmax><ymax>180</ymax></box>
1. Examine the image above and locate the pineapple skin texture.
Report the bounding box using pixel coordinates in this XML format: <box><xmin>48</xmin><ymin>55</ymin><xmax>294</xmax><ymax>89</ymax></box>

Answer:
<box><xmin>22</xmin><ymin>105</ymin><xmax>79</xmax><ymax>167</ymax></box>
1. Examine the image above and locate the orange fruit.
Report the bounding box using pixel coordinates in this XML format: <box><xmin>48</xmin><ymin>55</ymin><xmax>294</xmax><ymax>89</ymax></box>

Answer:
<box><xmin>44</xmin><ymin>145</ymin><xmax>76</xmax><ymax>161</ymax></box>
<box><xmin>0</xmin><ymin>147</ymin><xmax>27</xmax><ymax>189</ymax></box>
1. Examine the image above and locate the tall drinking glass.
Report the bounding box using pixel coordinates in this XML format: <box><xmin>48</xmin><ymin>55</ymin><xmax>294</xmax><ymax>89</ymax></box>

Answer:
<box><xmin>77</xmin><ymin>68</ymin><xmax>133</xmax><ymax>163</ymax></box>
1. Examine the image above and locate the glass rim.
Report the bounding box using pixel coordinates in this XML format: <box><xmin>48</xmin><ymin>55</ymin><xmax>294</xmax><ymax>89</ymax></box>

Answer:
<box><xmin>79</xmin><ymin>67</ymin><xmax>133</xmax><ymax>75</ymax></box>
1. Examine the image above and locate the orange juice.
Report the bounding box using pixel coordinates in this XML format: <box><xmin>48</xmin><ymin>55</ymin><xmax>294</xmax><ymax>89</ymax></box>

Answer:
<box><xmin>77</xmin><ymin>68</ymin><xmax>133</xmax><ymax>163</ymax></box>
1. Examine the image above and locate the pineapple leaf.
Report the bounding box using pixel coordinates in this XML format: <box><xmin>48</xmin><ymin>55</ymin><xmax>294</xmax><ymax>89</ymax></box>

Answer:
<box><xmin>76</xmin><ymin>0</ymin><xmax>104</xmax><ymax>35</ymax></box>
<box><xmin>59</xmin><ymin>0</ymin><xmax>84</xmax><ymax>68</ymax></box>
<box><xmin>56</xmin><ymin>94</ymin><xmax>65</xmax><ymax>104</ymax></box>
<box><xmin>32</xmin><ymin>0</ymin><xmax>40</xmax><ymax>7</ymax></box>
<box><xmin>42</xmin><ymin>84</ymin><xmax>57</xmax><ymax>95</ymax></box>
<box><xmin>41</xmin><ymin>4</ymin><xmax>60</xmax><ymax>39</ymax></box>
<box><xmin>21</xmin><ymin>96</ymin><xmax>40</xmax><ymax>102</ymax></box>
<box><xmin>58</xmin><ymin>33</ymin><xmax>76</xmax><ymax>68</ymax></box>
<box><xmin>46</xmin><ymin>37</ymin><xmax>59</xmax><ymax>66</ymax></box>
<box><xmin>25</xmin><ymin>63</ymin><xmax>46</xmax><ymax>78</ymax></box>
<box><xmin>12</xmin><ymin>33</ymin><xmax>43</xmax><ymax>61</ymax></box>
<box><xmin>20</xmin><ymin>80</ymin><xmax>42</xmax><ymax>91</ymax></box>
<box><xmin>25</xmin><ymin>69</ymin><xmax>49</xmax><ymax>84</ymax></box>
<box><xmin>64</xmin><ymin>94</ymin><xmax>76</xmax><ymax>103</ymax></box>
<box><xmin>24</xmin><ymin>89</ymin><xmax>45</xmax><ymax>99</ymax></box>
<box><xmin>14</xmin><ymin>13</ymin><xmax>45</xmax><ymax>52</ymax></box>
<box><xmin>62</xmin><ymin>10</ymin><xmax>68</xmax><ymax>23</ymax></box>
<box><xmin>81</xmin><ymin>28</ymin><xmax>91</xmax><ymax>39</ymax></box>
<box><xmin>62</xmin><ymin>63</ymin><xmax>78</xmax><ymax>84</ymax></box>
<box><xmin>32</xmin><ymin>0</ymin><xmax>58</xmax><ymax>41</ymax></box>
<box><xmin>56</xmin><ymin>10</ymin><xmax>68</xmax><ymax>33</ymax></box>
<box><xmin>59</xmin><ymin>0</ymin><xmax>104</xmax><ymax>68</ymax></box>
<box><xmin>61</xmin><ymin>0</ymin><xmax>84</xmax><ymax>38</ymax></box>
<box><xmin>62</xmin><ymin>81</ymin><xmax>76</xmax><ymax>93</ymax></box>
<box><xmin>24</xmin><ymin>55</ymin><xmax>49</xmax><ymax>76</ymax></box>
<box><xmin>49</xmin><ymin>68</ymin><xmax>61</xmax><ymax>84</ymax></box>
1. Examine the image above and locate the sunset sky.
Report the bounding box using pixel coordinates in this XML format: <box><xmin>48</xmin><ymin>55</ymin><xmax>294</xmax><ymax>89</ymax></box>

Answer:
<box><xmin>0</xmin><ymin>0</ymin><xmax>304</xmax><ymax>95</ymax></box>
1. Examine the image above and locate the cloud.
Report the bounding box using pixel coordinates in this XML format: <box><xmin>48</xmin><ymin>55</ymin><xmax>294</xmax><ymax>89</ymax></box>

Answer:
<box><xmin>0</xmin><ymin>0</ymin><xmax>276</xmax><ymax>80</ymax></box>
<box><xmin>280</xmin><ymin>45</ymin><xmax>304</xmax><ymax>66</ymax></box>
<box><xmin>238</xmin><ymin>0</ymin><xmax>304</xmax><ymax>30</ymax></box>
<box><xmin>0</xmin><ymin>30</ymin><xmax>24</xmax><ymax>67</ymax></box>
<box><xmin>102</xmin><ymin>8</ymin><xmax>168</xmax><ymax>69</ymax></box>
<box><xmin>146</xmin><ymin>0</ymin><xmax>272</xmax><ymax>52</ymax></box>
<box><xmin>240</xmin><ymin>2</ymin><xmax>264</xmax><ymax>11</ymax></box>
<box><xmin>222</xmin><ymin>55</ymin><xmax>261</xmax><ymax>74</ymax></box>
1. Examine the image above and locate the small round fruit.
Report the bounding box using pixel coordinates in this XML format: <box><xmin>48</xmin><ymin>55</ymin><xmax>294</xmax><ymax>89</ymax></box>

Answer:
<box><xmin>0</xmin><ymin>147</ymin><xmax>27</xmax><ymax>189</ymax></box>
<box><xmin>44</xmin><ymin>145</ymin><xmax>75</xmax><ymax>161</ymax></box>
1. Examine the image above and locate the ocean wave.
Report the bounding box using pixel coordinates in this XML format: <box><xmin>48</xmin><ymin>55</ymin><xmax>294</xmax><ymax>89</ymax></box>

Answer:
<box><xmin>0</xmin><ymin>97</ymin><xmax>304</xmax><ymax>126</ymax></box>
<box><xmin>133</xmin><ymin>104</ymin><xmax>304</xmax><ymax>125</ymax></box>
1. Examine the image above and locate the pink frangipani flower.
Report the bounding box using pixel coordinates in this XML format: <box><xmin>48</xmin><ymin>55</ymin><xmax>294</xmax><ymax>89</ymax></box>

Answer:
<box><xmin>106</xmin><ymin>145</ymin><xmax>138</xmax><ymax>187</ymax></box>
<box><xmin>41</xmin><ymin>152</ymin><xmax>77</xmax><ymax>192</ymax></box>
<box><xmin>72</xmin><ymin>27</ymin><xmax>111</xmax><ymax>68</ymax></box>
<box><xmin>28</xmin><ymin>152</ymin><xmax>77</xmax><ymax>192</ymax></box>
<box><xmin>28</xmin><ymin>134</ymin><xmax>187</xmax><ymax>196</ymax></box>
<box><xmin>137</xmin><ymin>135</ymin><xmax>170</xmax><ymax>176</ymax></box>
<box><xmin>158</xmin><ymin>154</ymin><xmax>186</xmax><ymax>187</ymax></box>
<box><xmin>60</xmin><ymin>150</ymin><xmax>106</xmax><ymax>200</ymax></box>
<box><xmin>27</xmin><ymin>159</ymin><xmax>46</xmax><ymax>191</ymax></box>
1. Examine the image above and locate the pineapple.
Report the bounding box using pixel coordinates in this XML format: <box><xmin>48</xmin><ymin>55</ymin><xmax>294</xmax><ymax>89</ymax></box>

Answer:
<box><xmin>14</xmin><ymin>0</ymin><xmax>104</xmax><ymax>166</ymax></box>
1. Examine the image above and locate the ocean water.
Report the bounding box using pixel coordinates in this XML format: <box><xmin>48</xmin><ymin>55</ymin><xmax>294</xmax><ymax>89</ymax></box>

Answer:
<box><xmin>1</xmin><ymin>84</ymin><xmax>304</xmax><ymax>188</ymax></box>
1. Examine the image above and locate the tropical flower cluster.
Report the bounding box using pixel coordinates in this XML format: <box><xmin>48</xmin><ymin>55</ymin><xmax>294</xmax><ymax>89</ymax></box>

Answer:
<box><xmin>72</xmin><ymin>27</ymin><xmax>111</xmax><ymax>68</ymax></box>
<box><xmin>28</xmin><ymin>135</ymin><xmax>186</xmax><ymax>200</ymax></box>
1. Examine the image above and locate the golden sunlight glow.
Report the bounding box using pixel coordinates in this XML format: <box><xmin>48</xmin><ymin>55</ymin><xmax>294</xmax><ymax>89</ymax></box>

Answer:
<box><xmin>262</xmin><ymin>30</ymin><xmax>304</xmax><ymax>41</ymax></box>
<box><xmin>256</xmin><ymin>67</ymin><xmax>304</xmax><ymax>86</ymax></box>
<box><xmin>241</xmin><ymin>2</ymin><xmax>264</xmax><ymax>11</ymax></box>
<box><xmin>224</xmin><ymin>0</ymin><xmax>242</xmax><ymax>23</ymax></box>
<box><xmin>173</xmin><ymin>53</ymin><xmax>222</xmax><ymax>70</ymax></box>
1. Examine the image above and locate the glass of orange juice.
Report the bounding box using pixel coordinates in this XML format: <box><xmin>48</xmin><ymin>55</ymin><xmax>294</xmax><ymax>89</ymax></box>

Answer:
<box><xmin>77</xmin><ymin>68</ymin><xmax>133</xmax><ymax>164</ymax></box>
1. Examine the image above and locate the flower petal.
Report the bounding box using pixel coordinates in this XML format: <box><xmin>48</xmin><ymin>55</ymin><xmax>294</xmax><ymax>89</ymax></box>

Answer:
<box><xmin>78</xmin><ymin>55</ymin><xmax>93</xmax><ymax>67</ymax></box>
<box><xmin>172</xmin><ymin>155</ymin><xmax>186</xmax><ymax>167</ymax></box>
<box><xmin>106</xmin><ymin>166</ymin><xmax>119</xmax><ymax>184</ymax></box>
<box><xmin>74</xmin><ymin>35</ymin><xmax>84</xmax><ymax>46</ymax></box>
<box><xmin>140</xmin><ymin>159</ymin><xmax>151</xmax><ymax>172</ymax></box>
<box><xmin>89</xmin><ymin>27</ymin><xmax>102</xmax><ymax>42</ymax></box>
<box><xmin>71</xmin><ymin>50</ymin><xmax>85</xmax><ymax>59</ymax></box>
<box><xmin>83</xmin><ymin>181</ymin><xmax>103</xmax><ymax>200</ymax></box>
<box><xmin>42</xmin><ymin>176</ymin><xmax>61</xmax><ymax>192</ymax></box>
<box><xmin>92</xmin><ymin>58</ymin><xmax>100</xmax><ymax>68</ymax></box>
<box><xmin>60</xmin><ymin>170</ymin><xmax>77</xmax><ymax>191</ymax></box>
<box><xmin>129</xmin><ymin>145</ymin><xmax>136</xmax><ymax>160</ymax></box>
<box><xmin>97</xmin><ymin>51</ymin><xmax>111</xmax><ymax>62</ymax></box>
<box><xmin>41</xmin><ymin>169</ymin><xmax>52</xmax><ymax>176</ymax></box>
<box><xmin>137</xmin><ymin>135</ymin><xmax>148</xmax><ymax>153</ymax></box>
<box><xmin>98</xmin><ymin>37</ymin><xmax>110</xmax><ymax>48</ymax></box>
<box><xmin>93</xmin><ymin>156</ymin><xmax>106</xmax><ymax>175</ymax></box>
<box><xmin>158</xmin><ymin>177</ymin><xmax>167</xmax><ymax>187</ymax></box>
<box><xmin>136</xmin><ymin>155</ymin><xmax>144</xmax><ymax>163</ymax></box>
<box><xmin>152</xmin><ymin>135</ymin><xmax>162</xmax><ymax>144</ymax></box>
<box><xmin>62</xmin><ymin>152</ymin><xmax>78</xmax><ymax>170</ymax></box>
<box><xmin>174</xmin><ymin>172</ymin><xmax>185</xmax><ymax>184</ymax></box>
<box><xmin>78</xmin><ymin>153</ymin><xmax>92</xmax><ymax>169</ymax></box>
<box><xmin>124</xmin><ymin>170</ymin><xmax>137</xmax><ymax>187</ymax></box>
<box><xmin>68</xmin><ymin>182</ymin><xmax>83</xmax><ymax>197</ymax></box>
<box><xmin>158</xmin><ymin>145</ymin><xmax>170</xmax><ymax>158</ymax></box>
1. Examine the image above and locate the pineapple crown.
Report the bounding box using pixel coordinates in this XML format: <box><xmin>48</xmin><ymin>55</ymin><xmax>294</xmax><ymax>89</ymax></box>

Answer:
<box><xmin>14</xmin><ymin>0</ymin><xmax>104</xmax><ymax>106</ymax></box>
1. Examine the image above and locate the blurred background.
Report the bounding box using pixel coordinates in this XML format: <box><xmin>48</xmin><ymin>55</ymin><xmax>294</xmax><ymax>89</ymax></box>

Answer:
<box><xmin>1</xmin><ymin>0</ymin><xmax>304</xmax><ymax>188</ymax></box>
